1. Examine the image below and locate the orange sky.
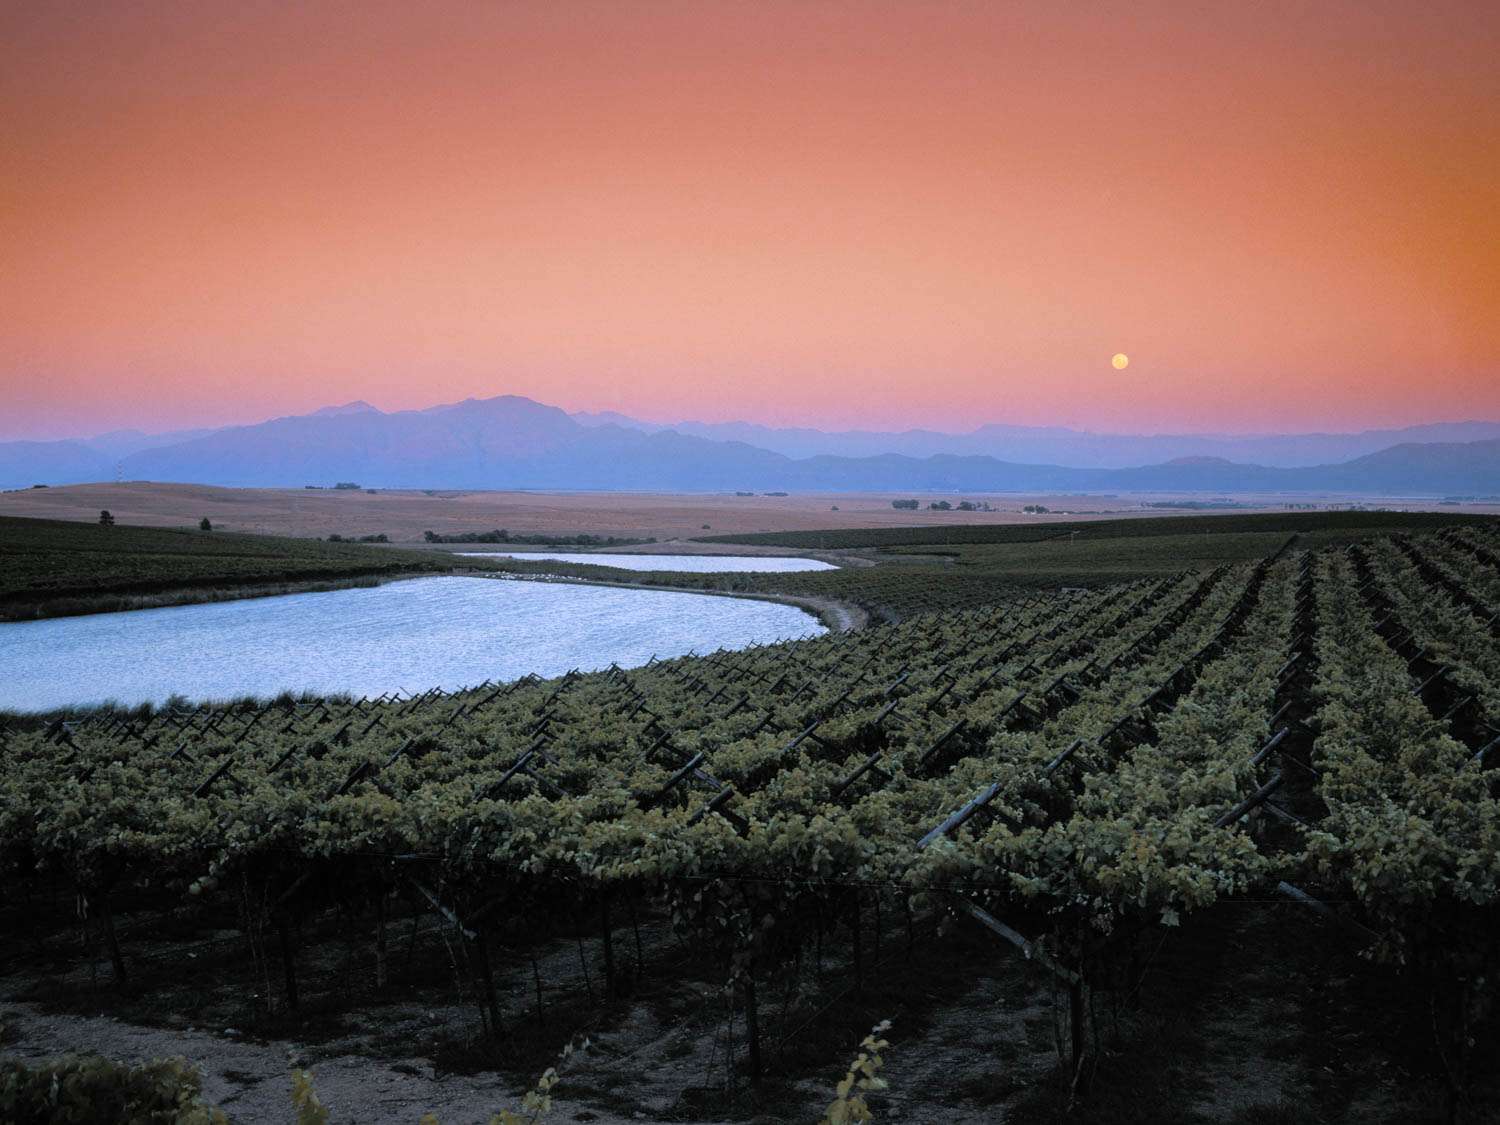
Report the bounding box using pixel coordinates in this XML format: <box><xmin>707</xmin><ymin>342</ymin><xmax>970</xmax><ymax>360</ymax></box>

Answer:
<box><xmin>2</xmin><ymin>1</ymin><xmax>1497</xmax><ymax>440</ymax></box>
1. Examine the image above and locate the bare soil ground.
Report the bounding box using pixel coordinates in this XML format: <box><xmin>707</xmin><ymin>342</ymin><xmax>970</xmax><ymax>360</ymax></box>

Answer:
<box><xmin>4</xmin><ymin>881</ymin><xmax>1485</xmax><ymax>1124</ymax></box>
<box><xmin>1</xmin><ymin>887</ymin><xmax>1068</xmax><ymax>1124</ymax></box>
<box><xmin>4</xmin><ymin>482</ymin><xmax>1487</xmax><ymax>544</ymax></box>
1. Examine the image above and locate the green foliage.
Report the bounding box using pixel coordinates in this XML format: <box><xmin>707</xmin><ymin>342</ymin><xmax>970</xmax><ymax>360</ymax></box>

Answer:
<box><xmin>1303</xmin><ymin>548</ymin><xmax>1500</xmax><ymax>962</ymax></box>
<box><xmin>422</xmin><ymin>529</ymin><xmax>653</xmax><ymax>546</ymax></box>
<box><xmin>675</xmin><ymin>512</ymin><xmax>1500</xmax><ymax>620</ymax></box>
<box><xmin>0</xmin><ymin>552</ymin><xmax>1303</xmax><ymax>951</ymax></box>
<box><xmin>4</xmin><ymin>522</ymin><xmax>1499</xmax><ymax>1113</ymax></box>
<box><xmin>0</xmin><ymin>1054</ymin><xmax>228</xmax><ymax>1124</ymax></box>
<box><xmin>696</xmin><ymin>510</ymin><xmax>1500</xmax><ymax>550</ymax></box>
<box><xmin>0</xmin><ymin>515</ymin><xmax>457</xmax><ymax>617</ymax></box>
<box><xmin>820</xmin><ymin>1020</ymin><xmax>893</xmax><ymax>1124</ymax></box>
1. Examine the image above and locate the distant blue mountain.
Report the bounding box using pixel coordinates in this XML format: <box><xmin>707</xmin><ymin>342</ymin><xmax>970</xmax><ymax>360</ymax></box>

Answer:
<box><xmin>2</xmin><ymin>394</ymin><xmax>1499</xmax><ymax>495</ymax></box>
<box><xmin>573</xmin><ymin>411</ymin><xmax>1500</xmax><ymax>470</ymax></box>
<box><xmin>0</xmin><ymin>441</ymin><xmax>113</xmax><ymax>489</ymax></box>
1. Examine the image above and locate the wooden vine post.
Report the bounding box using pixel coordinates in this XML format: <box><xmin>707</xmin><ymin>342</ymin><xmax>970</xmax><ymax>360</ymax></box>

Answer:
<box><xmin>277</xmin><ymin>915</ymin><xmax>299</xmax><ymax>1011</ymax></box>
<box><xmin>600</xmin><ymin>890</ymin><xmax>618</xmax><ymax>1000</ymax></box>
<box><xmin>743</xmin><ymin>970</ymin><xmax>762</xmax><ymax>1084</ymax></box>
<box><xmin>90</xmin><ymin>886</ymin><xmax>128</xmax><ymax>988</ymax></box>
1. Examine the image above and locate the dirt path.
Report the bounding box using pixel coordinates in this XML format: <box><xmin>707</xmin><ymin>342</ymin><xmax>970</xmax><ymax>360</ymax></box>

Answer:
<box><xmin>1183</xmin><ymin>904</ymin><xmax>1306</xmax><ymax>1120</ymax></box>
<box><xmin>1</xmin><ymin>1002</ymin><xmax>661</xmax><ymax>1125</ymax></box>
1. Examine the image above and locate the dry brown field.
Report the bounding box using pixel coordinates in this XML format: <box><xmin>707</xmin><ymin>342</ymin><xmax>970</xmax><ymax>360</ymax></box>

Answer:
<box><xmin>0</xmin><ymin>480</ymin><xmax>1494</xmax><ymax>543</ymax></box>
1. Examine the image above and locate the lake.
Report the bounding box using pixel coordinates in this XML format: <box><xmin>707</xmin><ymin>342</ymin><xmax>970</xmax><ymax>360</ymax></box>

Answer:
<box><xmin>0</xmin><ymin>576</ymin><xmax>825</xmax><ymax>712</ymax></box>
<box><xmin>458</xmin><ymin>552</ymin><xmax>837</xmax><ymax>572</ymax></box>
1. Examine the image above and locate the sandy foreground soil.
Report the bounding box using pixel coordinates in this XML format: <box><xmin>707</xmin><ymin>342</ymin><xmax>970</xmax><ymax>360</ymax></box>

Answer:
<box><xmin>4</xmin><ymin>1003</ymin><xmax>625</xmax><ymax>1125</ymax></box>
<box><xmin>3</xmin><ymin>481</ymin><xmax>1491</xmax><ymax>543</ymax></box>
<box><xmin>0</xmin><ymin>899</ymin><xmax>1064</xmax><ymax>1125</ymax></box>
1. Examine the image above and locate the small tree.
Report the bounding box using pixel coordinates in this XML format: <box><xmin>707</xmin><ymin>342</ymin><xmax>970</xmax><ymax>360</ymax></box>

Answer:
<box><xmin>99</xmin><ymin>510</ymin><xmax>115</xmax><ymax>527</ymax></box>
<box><xmin>199</xmin><ymin>517</ymin><xmax>213</xmax><ymax>532</ymax></box>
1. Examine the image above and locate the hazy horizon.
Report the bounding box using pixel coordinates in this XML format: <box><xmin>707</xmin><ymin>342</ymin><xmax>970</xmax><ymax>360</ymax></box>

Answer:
<box><xmin>7</xmin><ymin>390</ymin><xmax>1500</xmax><ymax>448</ymax></box>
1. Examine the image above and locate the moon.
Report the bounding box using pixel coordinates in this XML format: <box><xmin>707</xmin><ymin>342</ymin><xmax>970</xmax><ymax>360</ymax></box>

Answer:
<box><xmin>1111</xmin><ymin>353</ymin><xmax>1130</xmax><ymax>370</ymax></box>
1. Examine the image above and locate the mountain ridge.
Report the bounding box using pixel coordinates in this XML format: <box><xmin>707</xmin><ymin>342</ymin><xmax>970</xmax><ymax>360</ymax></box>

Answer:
<box><xmin>3</xmin><ymin>394</ymin><xmax>1499</xmax><ymax>495</ymax></box>
<box><xmin>573</xmin><ymin>411</ymin><xmax>1500</xmax><ymax>469</ymax></box>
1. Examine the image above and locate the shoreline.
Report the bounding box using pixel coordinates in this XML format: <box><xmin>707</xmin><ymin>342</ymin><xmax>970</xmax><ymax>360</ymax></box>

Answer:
<box><xmin>459</xmin><ymin>567</ymin><xmax>868</xmax><ymax>633</ymax></box>
<box><xmin>1</xmin><ymin>564</ymin><xmax>868</xmax><ymax>634</ymax></box>
<box><xmin>0</xmin><ymin>573</ymin><xmax>428</xmax><ymax>623</ymax></box>
<box><xmin>410</xmin><ymin>539</ymin><xmax>875</xmax><ymax>569</ymax></box>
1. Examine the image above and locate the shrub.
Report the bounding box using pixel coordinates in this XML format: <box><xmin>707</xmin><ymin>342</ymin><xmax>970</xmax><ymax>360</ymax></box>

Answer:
<box><xmin>0</xmin><ymin>1054</ymin><xmax>227</xmax><ymax>1124</ymax></box>
<box><xmin>819</xmin><ymin>1020</ymin><xmax>893</xmax><ymax>1125</ymax></box>
<box><xmin>890</xmin><ymin>499</ymin><xmax>919</xmax><ymax>510</ymax></box>
<box><xmin>99</xmin><ymin>509</ymin><xmax>115</xmax><ymax>526</ymax></box>
<box><xmin>199</xmin><ymin>518</ymin><xmax>213</xmax><ymax>532</ymax></box>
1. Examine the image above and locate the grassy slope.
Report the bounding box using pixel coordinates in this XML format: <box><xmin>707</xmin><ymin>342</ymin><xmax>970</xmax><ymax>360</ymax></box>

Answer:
<box><xmin>677</xmin><ymin>511</ymin><xmax>1500</xmax><ymax>618</ymax></box>
<box><xmin>695</xmin><ymin>509</ymin><xmax>1500</xmax><ymax>550</ymax></box>
<box><xmin>7</xmin><ymin>509</ymin><xmax>1497</xmax><ymax>626</ymax></box>
<box><xmin>0</xmin><ymin>516</ymin><xmax>463</xmax><ymax>614</ymax></box>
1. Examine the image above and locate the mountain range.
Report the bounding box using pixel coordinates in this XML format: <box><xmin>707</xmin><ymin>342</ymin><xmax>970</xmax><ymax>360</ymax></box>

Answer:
<box><xmin>572</xmin><ymin>413</ymin><xmax>1500</xmax><ymax>470</ymax></box>
<box><xmin>3</xmin><ymin>395</ymin><xmax>1499</xmax><ymax>496</ymax></box>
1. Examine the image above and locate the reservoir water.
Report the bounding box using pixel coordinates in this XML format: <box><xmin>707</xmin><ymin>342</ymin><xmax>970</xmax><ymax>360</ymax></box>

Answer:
<box><xmin>458</xmin><ymin>552</ymin><xmax>837</xmax><ymax>572</ymax></box>
<box><xmin>0</xmin><ymin>576</ymin><xmax>824</xmax><ymax>712</ymax></box>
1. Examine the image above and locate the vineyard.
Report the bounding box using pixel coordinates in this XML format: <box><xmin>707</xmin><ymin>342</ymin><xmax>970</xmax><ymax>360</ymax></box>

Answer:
<box><xmin>678</xmin><ymin>510</ymin><xmax>1500</xmax><ymax>621</ymax></box>
<box><xmin>2</xmin><ymin>523</ymin><xmax>1499</xmax><ymax>1120</ymax></box>
<box><xmin>694</xmin><ymin>509</ymin><xmax>1500</xmax><ymax>551</ymax></box>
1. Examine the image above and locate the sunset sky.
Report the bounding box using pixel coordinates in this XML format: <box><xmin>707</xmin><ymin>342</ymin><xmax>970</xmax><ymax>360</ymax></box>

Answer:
<box><xmin>2</xmin><ymin>1</ymin><xmax>1497</xmax><ymax>441</ymax></box>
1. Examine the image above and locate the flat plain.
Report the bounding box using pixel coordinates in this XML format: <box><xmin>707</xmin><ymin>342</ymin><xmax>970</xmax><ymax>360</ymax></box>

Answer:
<box><xmin>3</xmin><ymin>480</ymin><xmax>1496</xmax><ymax>543</ymax></box>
